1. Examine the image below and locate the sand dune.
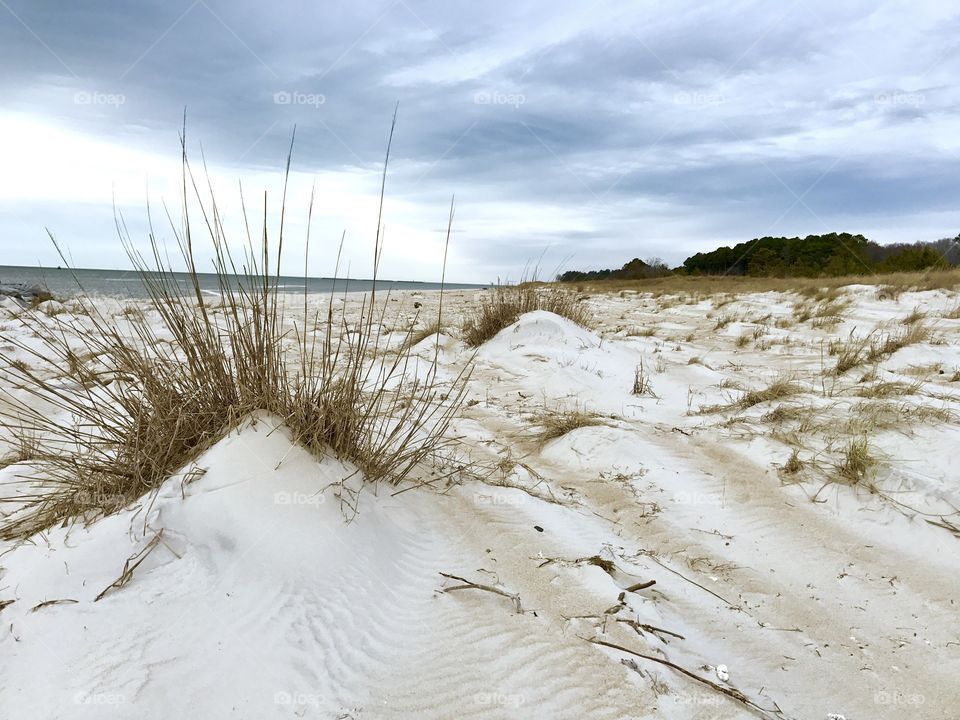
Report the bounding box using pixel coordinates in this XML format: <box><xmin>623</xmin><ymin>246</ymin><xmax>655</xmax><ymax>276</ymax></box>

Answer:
<box><xmin>2</xmin><ymin>285</ymin><xmax>958</xmax><ymax>718</ymax></box>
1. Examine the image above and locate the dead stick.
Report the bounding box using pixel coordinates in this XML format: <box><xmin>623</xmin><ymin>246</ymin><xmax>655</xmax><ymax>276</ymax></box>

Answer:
<box><xmin>588</xmin><ymin>638</ymin><xmax>788</xmax><ymax>720</ymax></box>
<box><xmin>645</xmin><ymin>554</ymin><xmax>739</xmax><ymax>609</ymax></box>
<box><xmin>439</xmin><ymin>572</ymin><xmax>523</xmax><ymax>614</ymax></box>
<box><xmin>616</xmin><ymin>617</ymin><xmax>685</xmax><ymax>641</ymax></box>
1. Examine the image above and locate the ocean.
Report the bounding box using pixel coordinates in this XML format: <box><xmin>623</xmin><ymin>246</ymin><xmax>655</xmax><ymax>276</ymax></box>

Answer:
<box><xmin>0</xmin><ymin>265</ymin><xmax>484</xmax><ymax>299</ymax></box>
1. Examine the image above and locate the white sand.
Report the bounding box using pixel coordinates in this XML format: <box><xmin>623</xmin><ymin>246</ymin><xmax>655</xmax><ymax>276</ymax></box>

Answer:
<box><xmin>1</xmin><ymin>285</ymin><xmax>958</xmax><ymax>719</ymax></box>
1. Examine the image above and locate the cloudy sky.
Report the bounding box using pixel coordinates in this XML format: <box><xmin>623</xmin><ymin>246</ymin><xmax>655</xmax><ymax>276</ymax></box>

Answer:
<box><xmin>1</xmin><ymin>1</ymin><xmax>959</xmax><ymax>282</ymax></box>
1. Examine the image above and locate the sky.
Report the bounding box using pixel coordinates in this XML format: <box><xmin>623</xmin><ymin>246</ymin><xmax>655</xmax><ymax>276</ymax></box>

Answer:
<box><xmin>1</xmin><ymin>0</ymin><xmax>959</xmax><ymax>283</ymax></box>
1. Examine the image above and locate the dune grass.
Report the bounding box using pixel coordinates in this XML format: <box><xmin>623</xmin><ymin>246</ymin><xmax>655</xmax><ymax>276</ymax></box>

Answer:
<box><xmin>0</xmin><ymin>123</ymin><xmax>471</xmax><ymax>540</ymax></box>
<box><xmin>702</xmin><ymin>375</ymin><xmax>801</xmax><ymax>414</ymax></box>
<box><xmin>461</xmin><ymin>280</ymin><xmax>590</xmax><ymax>347</ymax></box>
<box><xmin>836</xmin><ymin>437</ymin><xmax>874</xmax><ymax>485</ymax></box>
<box><xmin>632</xmin><ymin>360</ymin><xmax>657</xmax><ymax>397</ymax></box>
<box><xmin>530</xmin><ymin>407</ymin><xmax>603</xmax><ymax>442</ymax></box>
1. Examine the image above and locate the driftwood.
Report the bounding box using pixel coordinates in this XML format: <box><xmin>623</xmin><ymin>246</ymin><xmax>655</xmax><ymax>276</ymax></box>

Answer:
<box><xmin>439</xmin><ymin>572</ymin><xmax>523</xmax><ymax>614</ymax></box>
<box><xmin>616</xmin><ymin>617</ymin><xmax>685</xmax><ymax>642</ymax></box>
<box><xmin>588</xmin><ymin>638</ymin><xmax>790</xmax><ymax>720</ymax></box>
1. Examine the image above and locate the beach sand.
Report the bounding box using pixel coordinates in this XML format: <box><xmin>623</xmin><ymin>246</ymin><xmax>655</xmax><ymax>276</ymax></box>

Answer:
<box><xmin>1</xmin><ymin>285</ymin><xmax>958</xmax><ymax>719</ymax></box>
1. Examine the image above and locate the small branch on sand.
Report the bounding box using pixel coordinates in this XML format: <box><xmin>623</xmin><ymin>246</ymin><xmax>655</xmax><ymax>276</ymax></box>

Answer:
<box><xmin>616</xmin><ymin>617</ymin><xmax>685</xmax><ymax>642</ymax></box>
<box><xmin>537</xmin><ymin>554</ymin><xmax>616</xmax><ymax>573</ymax></box>
<box><xmin>30</xmin><ymin>598</ymin><xmax>78</xmax><ymax>612</ymax></box>
<box><xmin>588</xmin><ymin>638</ymin><xmax>791</xmax><ymax>720</ymax></box>
<box><xmin>439</xmin><ymin>572</ymin><xmax>523</xmax><ymax>614</ymax></box>
<box><xmin>95</xmin><ymin>529</ymin><xmax>164</xmax><ymax>602</ymax></box>
<box><xmin>624</xmin><ymin>580</ymin><xmax>656</xmax><ymax>592</ymax></box>
<box><xmin>643</xmin><ymin>552</ymin><xmax>740</xmax><ymax>609</ymax></box>
<box><xmin>926</xmin><ymin>516</ymin><xmax>960</xmax><ymax>539</ymax></box>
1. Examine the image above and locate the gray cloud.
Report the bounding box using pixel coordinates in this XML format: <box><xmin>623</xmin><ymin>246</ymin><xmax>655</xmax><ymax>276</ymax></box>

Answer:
<box><xmin>1</xmin><ymin>0</ymin><xmax>959</xmax><ymax>281</ymax></box>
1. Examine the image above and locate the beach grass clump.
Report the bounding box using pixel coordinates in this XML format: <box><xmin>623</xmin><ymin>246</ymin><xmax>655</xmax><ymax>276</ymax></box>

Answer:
<box><xmin>782</xmin><ymin>448</ymin><xmax>804</xmax><ymax>475</ymax></box>
<box><xmin>713</xmin><ymin>313</ymin><xmax>735</xmax><ymax>330</ymax></box>
<box><xmin>866</xmin><ymin>323</ymin><xmax>931</xmax><ymax>362</ymax></box>
<box><xmin>854</xmin><ymin>380</ymin><xmax>922</xmax><ymax>399</ymax></box>
<box><xmin>0</xmin><ymin>126</ymin><xmax>470</xmax><ymax>540</ymax></box>
<box><xmin>461</xmin><ymin>280</ymin><xmax>590</xmax><ymax>347</ymax></box>
<box><xmin>632</xmin><ymin>361</ymin><xmax>656</xmax><ymax>397</ymax></box>
<box><xmin>836</xmin><ymin>437</ymin><xmax>874</xmax><ymax>485</ymax></box>
<box><xmin>831</xmin><ymin>336</ymin><xmax>869</xmax><ymax>375</ymax></box>
<box><xmin>736</xmin><ymin>375</ymin><xmax>801</xmax><ymax>410</ymax></box>
<box><xmin>699</xmin><ymin>375</ymin><xmax>801</xmax><ymax>414</ymax></box>
<box><xmin>530</xmin><ymin>407</ymin><xmax>603</xmax><ymax>442</ymax></box>
<box><xmin>900</xmin><ymin>306</ymin><xmax>926</xmax><ymax>325</ymax></box>
<box><xmin>399</xmin><ymin>318</ymin><xmax>444</xmax><ymax>352</ymax></box>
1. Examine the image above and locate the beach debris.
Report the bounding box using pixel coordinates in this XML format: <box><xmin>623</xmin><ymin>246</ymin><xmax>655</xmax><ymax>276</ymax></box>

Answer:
<box><xmin>716</xmin><ymin>664</ymin><xmax>730</xmax><ymax>682</ymax></box>
<box><xmin>589</xmin><ymin>638</ymin><xmax>789</xmax><ymax>720</ymax></box>
<box><xmin>94</xmin><ymin>530</ymin><xmax>165</xmax><ymax>602</ymax></box>
<box><xmin>30</xmin><ymin>599</ymin><xmax>79</xmax><ymax>612</ymax></box>
<box><xmin>439</xmin><ymin>572</ymin><xmax>523</xmax><ymax>614</ymax></box>
<box><xmin>533</xmin><ymin>525</ymin><xmax>544</xmax><ymax>532</ymax></box>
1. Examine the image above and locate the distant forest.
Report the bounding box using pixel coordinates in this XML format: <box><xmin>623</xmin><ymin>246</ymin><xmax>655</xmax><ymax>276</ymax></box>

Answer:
<box><xmin>557</xmin><ymin>234</ymin><xmax>960</xmax><ymax>282</ymax></box>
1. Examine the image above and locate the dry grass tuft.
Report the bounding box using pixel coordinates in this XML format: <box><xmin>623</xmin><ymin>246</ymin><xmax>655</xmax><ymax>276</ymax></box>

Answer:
<box><xmin>854</xmin><ymin>380</ymin><xmax>922</xmax><ymax>399</ymax></box>
<box><xmin>782</xmin><ymin>448</ymin><xmax>804</xmax><ymax>475</ymax></box>
<box><xmin>942</xmin><ymin>303</ymin><xmax>960</xmax><ymax>320</ymax></box>
<box><xmin>736</xmin><ymin>376</ymin><xmax>801</xmax><ymax>411</ymax></box>
<box><xmin>0</xmin><ymin>432</ymin><xmax>38</xmax><ymax>470</ymax></box>
<box><xmin>530</xmin><ymin>407</ymin><xmax>603</xmax><ymax>442</ymax></box>
<box><xmin>866</xmin><ymin>324</ymin><xmax>931</xmax><ymax>363</ymax></box>
<box><xmin>713</xmin><ymin>314</ymin><xmax>735</xmax><ymax>330</ymax></box>
<box><xmin>836</xmin><ymin>437</ymin><xmax>874</xmax><ymax>484</ymax></box>
<box><xmin>399</xmin><ymin>318</ymin><xmax>444</xmax><ymax>352</ymax></box>
<box><xmin>461</xmin><ymin>281</ymin><xmax>590</xmax><ymax>347</ymax></box>
<box><xmin>0</xmin><ymin>125</ymin><xmax>470</xmax><ymax>540</ymax></box>
<box><xmin>632</xmin><ymin>360</ymin><xmax>657</xmax><ymax>397</ymax></box>
<box><xmin>701</xmin><ymin>375</ymin><xmax>801</xmax><ymax>414</ymax></box>
<box><xmin>900</xmin><ymin>306</ymin><xmax>926</xmax><ymax>325</ymax></box>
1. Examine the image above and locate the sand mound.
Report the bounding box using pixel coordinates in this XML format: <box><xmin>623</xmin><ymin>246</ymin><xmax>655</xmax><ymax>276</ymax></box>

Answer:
<box><xmin>0</xmin><ymin>417</ymin><xmax>660</xmax><ymax>719</ymax></box>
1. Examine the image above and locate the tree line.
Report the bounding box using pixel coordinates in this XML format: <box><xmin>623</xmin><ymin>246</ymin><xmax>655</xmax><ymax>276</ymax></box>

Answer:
<box><xmin>557</xmin><ymin>233</ymin><xmax>959</xmax><ymax>281</ymax></box>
